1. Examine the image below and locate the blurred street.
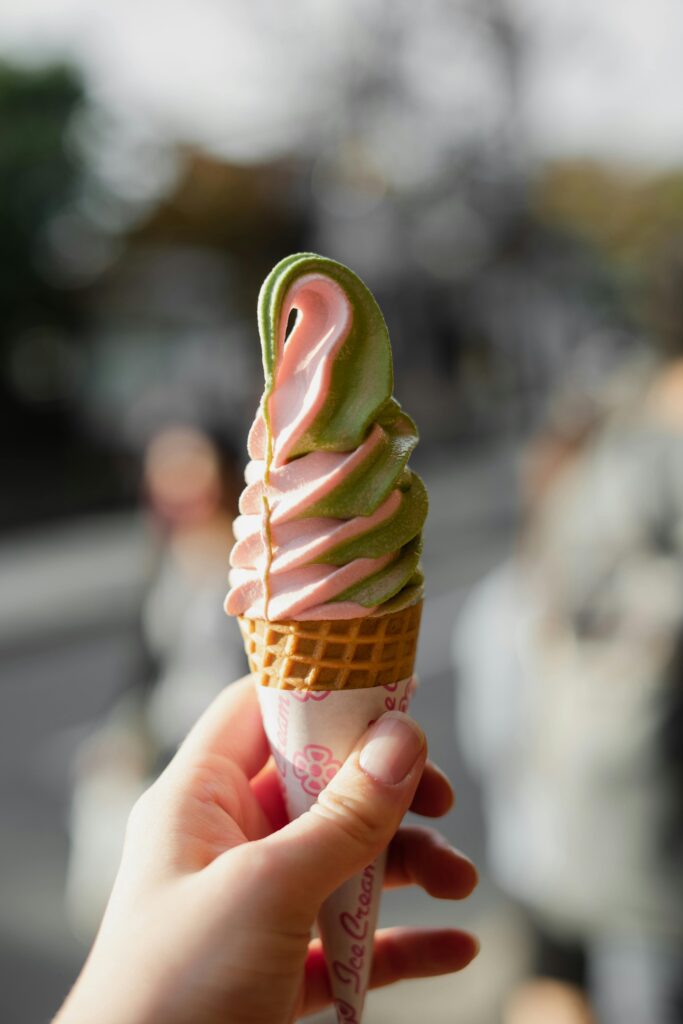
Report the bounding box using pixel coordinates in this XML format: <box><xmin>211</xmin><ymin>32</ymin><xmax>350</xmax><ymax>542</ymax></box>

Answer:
<box><xmin>0</xmin><ymin>445</ymin><xmax>522</xmax><ymax>1024</ymax></box>
<box><xmin>3</xmin><ymin>4</ymin><xmax>683</xmax><ymax>1021</ymax></box>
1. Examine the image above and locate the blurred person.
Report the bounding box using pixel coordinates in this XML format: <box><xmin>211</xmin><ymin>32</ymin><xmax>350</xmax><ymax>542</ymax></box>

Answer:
<box><xmin>56</xmin><ymin>676</ymin><xmax>479</xmax><ymax>1024</ymax></box>
<box><xmin>453</xmin><ymin>390</ymin><xmax>605</xmax><ymax>1024</ymax></box>
<box><xmin>454</xmin><ymin>348</ymin><xmax>683</xmax><ymax>1024</ymax></box>
<box><xmin>66</xmin><ymin>424</ymin><xmax>246</xmax><ymax>934</ymax></box>
<box><xmin>141</xmin><ymin>424</ymin><xmax>246</xmax><ymax>754</ymax></box>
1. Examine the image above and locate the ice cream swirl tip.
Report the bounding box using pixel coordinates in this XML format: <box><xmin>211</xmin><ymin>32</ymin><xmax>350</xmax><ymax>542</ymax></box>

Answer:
<box><xmin>226</xmin><ymin>253</ymin><xmax>427</xmax><ymax>621</ymax></box>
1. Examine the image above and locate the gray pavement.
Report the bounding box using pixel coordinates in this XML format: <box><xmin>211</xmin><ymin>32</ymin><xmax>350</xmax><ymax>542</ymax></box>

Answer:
<box><xmin>0</xmin><ymin>444</ymin><xmax>524</xmax><ymax>1023</ymax></box>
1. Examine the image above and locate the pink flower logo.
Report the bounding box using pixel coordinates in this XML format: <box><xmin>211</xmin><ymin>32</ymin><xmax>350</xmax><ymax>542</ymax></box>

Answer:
<box><xmin>291</xmin><ymin>690</ymin><xmax>331</xmax><ymax>703</ymax></box>
<box><xmin>292</xmin><ymin>744</ymin><xmax>341</xmax><ymax>796</ymax></box>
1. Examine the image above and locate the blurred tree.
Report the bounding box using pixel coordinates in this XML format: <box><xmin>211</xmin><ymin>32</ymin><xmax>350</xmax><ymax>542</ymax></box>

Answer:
<box><xmin>0</xmin><ymin>63</ymin><xmax>136</xmax><ymax>529</ymax></box>
<box><xmin>537</xmin><ymin>161</ymin><xmax>683</xmax><ymax>355</ymax></box>
<box><xmin>0</xmin><ymin>63</ymin><xmax>82</xmax><ymax>341</ymax></box>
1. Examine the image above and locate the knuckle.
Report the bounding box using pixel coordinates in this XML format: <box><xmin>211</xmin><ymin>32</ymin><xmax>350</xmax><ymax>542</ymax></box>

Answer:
<box><xmin>228</xmin><ymin>841</ymin><xmax>271</xmax><ymax>883</ymax></box>
<box><xmin>177</xmin><ymin>751</ymin><xmax>243</xmax><ymax>810</ymax></box>
<box><xmin>313</xmin><ymin>785</ymin><xmax>387</xmax><ymax>851</ymax></box>
<box><xmin>126</xmin><ymin>785</ymin><xmax>156</xmax><ymax>836</ymax></box>
<box><xmin>183</xmin><ymin>753</ymin><xmax>227</xmax><ymax>801</ymax></box>
<box><xmin>394</xmin><ymin>825</ymin><xmax>436</xmax><ymax>878</ymax></box>
<box><xmin>383</xmin><ymin>932</ymin><xmax>409</xmax><ymax>976</ymax></box>
<box><xmin>402</xmin><ymin>823</ymin><xmax>438</xmax><ymax>847</ymax></box>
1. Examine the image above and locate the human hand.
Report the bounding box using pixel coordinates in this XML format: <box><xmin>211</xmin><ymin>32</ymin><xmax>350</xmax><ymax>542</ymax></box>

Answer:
<box><xmin>56</xmin><ymin>676</ymin><xmax>478</xmax><ymax>1024</ymax></box>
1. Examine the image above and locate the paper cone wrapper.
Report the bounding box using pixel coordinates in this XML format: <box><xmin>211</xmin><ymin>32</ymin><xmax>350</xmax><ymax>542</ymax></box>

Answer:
<box><xmin>257</xmin><ymin>675</ymin><xmax>416</xmax><ymax>1023</ymax></box>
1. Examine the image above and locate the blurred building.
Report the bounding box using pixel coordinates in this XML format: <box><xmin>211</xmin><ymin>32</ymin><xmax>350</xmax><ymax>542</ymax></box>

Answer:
<box><xmin>2</xmin><ymin>2</ymin><xmax>683</xmax><ymax>1022</ymax></box>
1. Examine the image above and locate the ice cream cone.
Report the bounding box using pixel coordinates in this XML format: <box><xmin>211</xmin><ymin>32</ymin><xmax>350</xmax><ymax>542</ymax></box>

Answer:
<box><xmin>238</xmin><ymin>600</ymin><xmax>422</xmax><ymax>691</ymax></box>
<box><xmin>242</xmin><ymin>601</ymin><xmax>421</xmax><ymax>1023</ymax></box>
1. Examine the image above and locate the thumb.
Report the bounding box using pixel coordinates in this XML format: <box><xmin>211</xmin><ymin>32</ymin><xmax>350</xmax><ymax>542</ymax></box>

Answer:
<box><xmin>260</xmin><ymin>711</ymin><xmax>426</xmax><ymax>916</ymax></box>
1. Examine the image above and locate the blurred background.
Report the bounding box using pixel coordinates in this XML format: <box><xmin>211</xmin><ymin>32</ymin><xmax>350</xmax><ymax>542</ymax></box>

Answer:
<box><xmin>1</xmin><ymin>2</ymin><xmax>682</xmax><ymax>1022</ymax></box>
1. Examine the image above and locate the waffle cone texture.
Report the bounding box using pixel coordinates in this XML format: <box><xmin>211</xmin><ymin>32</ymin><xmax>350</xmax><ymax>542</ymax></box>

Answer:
<box><xmin>239</xmin><ymin>601</ymin><xmax>422</xmax><ymax>690</ymax></box>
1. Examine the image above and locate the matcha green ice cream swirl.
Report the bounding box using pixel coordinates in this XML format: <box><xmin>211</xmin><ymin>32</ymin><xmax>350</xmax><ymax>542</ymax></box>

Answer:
<box><xmin>226</xmin><ymin>253</ymin><xmax>427</xmax><ymax>621</ymax></box>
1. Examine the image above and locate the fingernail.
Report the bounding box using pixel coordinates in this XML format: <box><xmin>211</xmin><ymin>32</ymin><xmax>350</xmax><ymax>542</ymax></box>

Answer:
<box><xmin>359</xmin><ymin>712</ymin><xmax>425</xmax><ymax>784</ymax></box>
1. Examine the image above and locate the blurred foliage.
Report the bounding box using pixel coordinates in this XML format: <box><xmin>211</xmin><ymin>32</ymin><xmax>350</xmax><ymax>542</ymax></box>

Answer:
<box><xmin>537</xmin><ymin>162</ymin><xmax>683</xmax><ymax>353</ymax></box>
<box><xmin>0</xmin><ymin>63</ymin><xmax>140</xmax><ymax>530</ymax></box>
<box><xmin>0</xmin><ymin>62</ymin><xmax>83</xmax><ymax>342</ymax></box>
<box><xmin>538</xmin><ymin>162</ymin><xmax>683</xmax><ymax>264</ymax></box>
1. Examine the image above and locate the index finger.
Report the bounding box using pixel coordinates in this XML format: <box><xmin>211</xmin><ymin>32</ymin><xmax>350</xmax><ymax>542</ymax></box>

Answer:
<box><xmin>176</xmin><ymin>674</ymin><xmax>270</xmax><ymax>779</ymax></box>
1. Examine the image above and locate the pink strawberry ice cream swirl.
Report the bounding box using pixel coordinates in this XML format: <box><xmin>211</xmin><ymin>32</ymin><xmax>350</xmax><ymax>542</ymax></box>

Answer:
<box><xmin>227</xmin><ymin>275</ymin><xmax>391</xmax><ymax>621</ymax></box>
<box><xmin>225</xmin><ymin>255</ymin><xmax>426</xmax><ymax>622</ymax></box>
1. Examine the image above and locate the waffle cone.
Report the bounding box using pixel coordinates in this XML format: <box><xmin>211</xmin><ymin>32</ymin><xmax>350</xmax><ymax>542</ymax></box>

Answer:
<box><xmin>238</xmin><ymin>600</ymin><xmax>422</xmax><ymax>690</ymax></box>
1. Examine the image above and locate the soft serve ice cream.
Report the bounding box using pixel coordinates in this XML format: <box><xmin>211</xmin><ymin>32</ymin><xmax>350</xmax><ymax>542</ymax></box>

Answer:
<box><xmin>225</xmin><ymin>253</ymin><xmax>427</xmax><ymax>622</ymax></box>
